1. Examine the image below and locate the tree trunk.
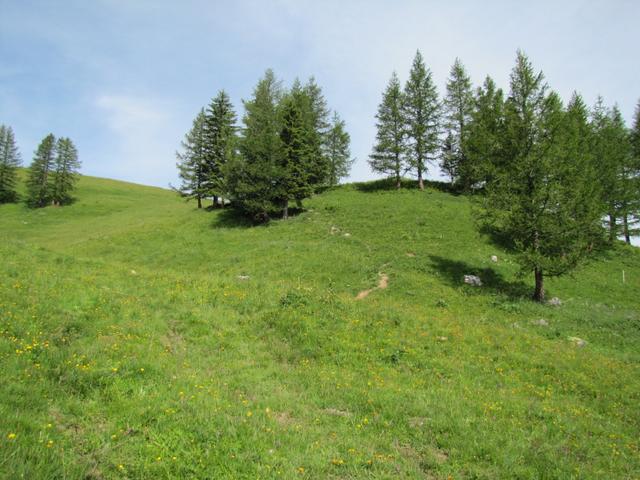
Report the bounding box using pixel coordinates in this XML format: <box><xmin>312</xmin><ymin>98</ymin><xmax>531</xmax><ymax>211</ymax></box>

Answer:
<box><xmin>418</xmin><ymin>165</ymin><xmax>424</xmax><ymax>190</ymax></box>
<box><xmin>609</xmin><ymin>213</ymin><xmax>616</xmax><ymax>242</ymax></box>
<box><xmin>396</xmin><ymin>174</ymin><xmax>401</xmax><ymax>189</ymax></box>
<box><xmin>296</xmin><ymin>198</ymin><xmax>303</xmax><ymax>210</ymax></box>
<box><xmin>197</xmin><ymin>196</ymin><xmax>202</xmax><ymax>209</ymax></box>
<box><xmin>623</xmin><ymin>215</ymin><xmax>630</xmax><ymax>244</ymax></box>
<box><xmin>533</xmin><ymin>268</ymin><xmax>545</xmax><ymax>302</ymax></box>
<box><xmin>212</xmin><ymin>196</ymin><xmax>219</xmax><ymax>208</ymax></box>
<box><xmin>282</xmin><ymin>199</ymin><xmax>289</xmax><ymax>220</ymax></box>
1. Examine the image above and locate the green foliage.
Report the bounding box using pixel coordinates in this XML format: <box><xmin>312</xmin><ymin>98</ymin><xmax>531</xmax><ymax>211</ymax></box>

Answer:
<box><xmin>441</xmin><ymin>58</ymin><xmax>474</xmax><ymax>189</ymax></box>
<box><xmin>369</xmin><ymin>72</ymin><xmax>407</xmax><ymax>188</ymax></box>
<box><xmin>325</xmin><ymin>112</ymin><xmax>353</xmax><ymax>186</ymax></box>
<box><xmin>26</xmin><ymin>133</ymin><xmax>56</xmax><ymax>208</ymax></box>
<box><xmin>176</xmin><ymin>109</ymin><xmax>208</xmax><ymax>208</ymax></box>
<box><xmin>479</xmin><ymin>52</ymin><xmax>603</xmax><ymax>301</ymax></box>
<box><xmin>50</xmin><ymin>137</ymin><xmax>81</xmax><ymax>206</ymax></box>
<box><xmin>402</xmin><ymin>50</ymin><xmax>440</xmax><ymax>190</ymax></box>
<box><xmin>202</xmin><ymin>90</ymin><xmax>237</xmax><ymax>203</ymax></box>
<box><xmin>1</xmin><ymin>174</ymin><xmax>639</xmax><ymax>478</ymax></box>
<box><xmin>0</xmin><ymin>124</ymin><xmax>21</xmax><ymax>203</ymax></box>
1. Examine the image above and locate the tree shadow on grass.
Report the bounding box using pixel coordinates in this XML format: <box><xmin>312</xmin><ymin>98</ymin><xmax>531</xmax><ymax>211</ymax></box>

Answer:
<box><xmin>354</xmin><ymin>177</ymin><xmax>457</xmax><ymax>194</ymax></box>
<box><xmin>428</xmin><ymin>254</ymin><xmax>530</xmax><ymax>299</ymax></box>
<box><xmin>210</xmin><ymin>206</ymin><xmax>305</xmax><ymax>229</ymax></box>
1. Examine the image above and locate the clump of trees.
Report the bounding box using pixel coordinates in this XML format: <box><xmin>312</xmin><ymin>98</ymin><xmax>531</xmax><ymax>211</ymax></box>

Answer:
<box><xmin>370</xmin><ymin>49</ymin><xmax>640</xmax><ymax>301</ymax></box>
<box><xmin>27</xmin><ymin>134</ymin><xmax>81</xmax><ymax>207</ymax></box>
<box><xmin>175</xmin><ymin>71</ymin><xmax>353</xmax><ymax>220</ymax></box>
<box><xmin>0</xmin><ymin>127</ymin><xmax>80</xmax><ymax>207</ymax></box>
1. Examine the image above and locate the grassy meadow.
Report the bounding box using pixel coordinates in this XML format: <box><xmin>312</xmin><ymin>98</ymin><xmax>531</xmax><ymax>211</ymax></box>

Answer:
<box><xmin>1</xmin><ymin>174</ymin><xmax>639</xmax><ymax>479</ymax></box>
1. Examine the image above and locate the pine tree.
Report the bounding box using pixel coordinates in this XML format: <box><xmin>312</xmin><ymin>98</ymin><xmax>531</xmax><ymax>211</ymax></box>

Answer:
<box><xmin>369</xmin><ymin>72</ymin><xmax>407</xmax><ymax>189</ymax></box>
<box><xmin>26</xmin><ymin>134</ymin><xmax>56</xmax><ymax>208</ymax></box>
<box><xmin>50</xmin><ymin>137</ymin><xmax>80</xmax><ymax>206</ymax></box>
<box><xmin>0</xmin><ymin>125</ymin><xmax>21</xmax><ymax>203</ymax></box>
<box><xmin>303</xmin><ymin>77</ymin><xmax>331</xmax><ymax>188</ymax></box>
<box><xmin>226</xmin><ymin>69</ymin><xmax>284</xmax><ymax>221</ymax></box>
<box><xmin>465</xmin><ymin>76</ymin><xmax>505</xmax><ymax>188</ymax></box>
<box><xmin>325</xmin><ymin>112</ymin><xmax>353</xmax><ymax>186</ymax></box>
<box><xmin>176</xmin><ymin>109</ymin><xmax>208</xmax><ymax>208</ymax></box>
<box><xmin>480</xmin><ymin>52</ymin><xmax>602</xmax><ymax>302</ymax></box>
<box><xmin>203</xmin><ymin>90</ymin><xmax>237</xmax><ymax>207</ymax></box>
<box><xmin>403</xmin><ymin>50</ymin><xmax>440</xmax><ymax>190</ymax></box>
<box><xmin>441</xmin><ymin>58</ymin><xmax>474</xmax><ymax>189</ymax></box>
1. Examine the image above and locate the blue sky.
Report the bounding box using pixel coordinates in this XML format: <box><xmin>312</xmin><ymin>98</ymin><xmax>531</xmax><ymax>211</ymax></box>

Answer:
<box><xmin>1</xmin><ymin>0</ymin><xmax>639</xmax><ymax>188</ymax></box>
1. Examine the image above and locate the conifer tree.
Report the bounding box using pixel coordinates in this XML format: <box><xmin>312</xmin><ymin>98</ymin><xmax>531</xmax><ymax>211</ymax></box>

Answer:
<box><xmin>441</xmin><ymin>58</ymin><xmax>474</xmax><ymax>189</ymax></box>
<box><xmin>325</xmin><ymin>112</ymin><xmax>353</xmax><ymax>186</ymax></box>
<box><xmin>303</xmin><ymin>77</ymin><xmax>331</xmax><ymax>188</ymax></box>
<box><xmin>403</xmin><ymin>50</ymin><xmax>440</xmax><ymax>190</ymax></box>
<box><xmin>465</xmin><ymin>76</ymin><xmax>505</xmax><ymax>188</ymax></box>
<box><xmin>226</xmin><ymin>69</ymin><xmax>284</xmax><ymax>221</ymax></box>
<box><xmin>26</xmin><ymin>133</ymin><xmax>56</xmax><ymax>208</ymax></box>
<box><xmin>203</xmin><ymin>90</ymin><xmax>237</xmax><ymax>207</ymax></box>
<box><xmin>50</xmin><ymin>137</ymin><xmax>80</xmax><ymax>206</ymax></box>
<box><xmin>176</xmin><ymin>109</ymin><xmax>208</xmax><ymax>208</ymax></box>
<box><xmin>369</xmin><ymin>72</ymin><xmax>407</xmax><ymax>189</ymax></box>
<box><xmin>0</xmin><ymin>125</ymin><xmax>21</xmax><ymax>203</ymax></box>
<box><xmin>480</xmin><ymin>52</ymin><xmax>602</xmax><ymax>302</ymax></box>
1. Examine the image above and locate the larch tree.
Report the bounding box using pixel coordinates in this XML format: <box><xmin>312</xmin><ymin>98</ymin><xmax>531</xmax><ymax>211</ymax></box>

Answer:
<box><xmin>203</xmin><ymin>90</ymin><xmax>237</xmax><ymax>207</ymax></box>
<box><xmin>26</xmin><ymin>133</ymin><xmax>56</xmax><ymax>208</ymax></box>
<box><xmin>50</xmin><ymin>137</ymin><xmax>80</xmax><ymax>205</ymax></box>
<box><xmin>441</xmin><ymin>58</ymin><xmax>474</xmax><ymax>189</ymax></box>
<box><xmin>402</xmin><ymin>50</ymin><xmax>440</xmax><ymax>190</ymax></box>
<box><xmin>176</xmin><ymin>109</ymin><xmax>208</xmax><ymax>208</ymax></box>
<box><xmin>325</xmin><ymin>112</ymin><xmax>353</xmax><ymax>186</ymax></box>
<box><xmin>303</xmin><ymin>77</ymin><xmax>331</xmax><ymax>189</ymax></box>
<box><xmin>480</xmin><ymin>52</ymin><xmax>602</xmax><ymax>302</ymax></box>
<box><xmin>0</xmin><ymin>125</ymin><xmax>21</xmax><ymax>203</ymax></box>
<box><xmin>369</xmin><ymin>72</ymin><xmax>408</xmax><ymax>189</ymax></box>
<box><xmin>465</xmin><ymin>76</ymin><xmax>505</xmax><ymax>188</ymax></box>
<box><xmin>226</xmin><ymin>69</ymin><xmax>284</xmax><ymax>221</ymax></box>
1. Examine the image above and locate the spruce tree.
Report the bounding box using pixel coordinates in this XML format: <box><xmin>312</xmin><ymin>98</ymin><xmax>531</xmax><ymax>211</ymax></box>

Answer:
<box><xmin>203</xmin><ymin>90</ymin><xmax>237</xmax><ymax>207</ymax></box>
<box><xmin>441</xmin><ymin>58</ymin><xmax>474</xmax><ymax>189</ymax></box>
<box><xmin>26</xmin><ymin>134</ymin><xmax>56</xmax><ymax>208</ymax></box>
<box><xmin>369</xmin><ymin>72</ymin><xmax>407</xmax><ymax>189</ymax></box>
<box><xmin>403</xmin><ymin>50</ymin><xmax>440</xmax><ymax>190</ymax></box>
<box><xmin>176</xmin><ymin>109</ymin><xmax>208</xmax><ymax>208</ymax></box>
<box><xmin>50</xmin><ymin>137</ymin><xmax>80</xmax><ymax>206</ymax></box>
<box><xmin>0</xmin><ymin>125</ymin><xmax>21</xmax><ymax>203</ymax></box>
<box><xmin>303</xmin><ymin>77</ymin><xmax>331</xmax><ymax>188</ymax></box>
<box><xmin>226</xmin><ymin>69</ymin><xmax>284</xmax><ymax>221</ymax></box>
<box><xmin>465</xmin><ymin>76</ymin><xmax>505</xmax><ymax>188</ymax></box>
<box><xmin>480</xmin><ymin>52</ymin><xmax>602</xmax><ymax>302</ymax></box>
<box><xmin>326</xmin><ymin>112</ymin><xmax>353</xmax><ymax>186</ymax></box>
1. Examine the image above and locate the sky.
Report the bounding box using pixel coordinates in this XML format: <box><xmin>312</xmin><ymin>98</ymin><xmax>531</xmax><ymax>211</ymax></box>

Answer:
<box><xmin>1</xmin><ymin>0</ymin><xmax>639</xmax><ymax>189</ymax></box>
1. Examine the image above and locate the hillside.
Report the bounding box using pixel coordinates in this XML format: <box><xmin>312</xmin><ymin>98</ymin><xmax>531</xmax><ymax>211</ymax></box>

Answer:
<box><xmin>1</xmin><ymin>175</ymin><xmax>639</xmax><ymax>479</ymax></box>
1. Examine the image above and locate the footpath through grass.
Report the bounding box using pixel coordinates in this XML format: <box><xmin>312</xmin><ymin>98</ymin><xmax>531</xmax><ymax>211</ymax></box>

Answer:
<box><xmin>1</xmin><ymin>176</ymin><xmax>639</xmax><ymax>479</ymax></box>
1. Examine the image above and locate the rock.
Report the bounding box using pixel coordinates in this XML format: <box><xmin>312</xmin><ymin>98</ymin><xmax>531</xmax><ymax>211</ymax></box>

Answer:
<box><xmin>343</xmin><ymin>233</ymin><xmax>351</xmax><ymax>237</ymax></box>
<box><xmin>491</xmin><ymin>255</ymin><xmax>498</xmax><ymax>262</ymax></box>
<box><xmin>330</xmin><ymin>226</ymin><xmax>340</xmax><ymax>235</ymax></box>
<box><xmin>567</xmin><ymin>336</ymin><xmax>587</xmax><ymax>348</ymax></box>
<box><xmin>532</xmin><ymin>319</ymin><xmax>549</xmax><ymax>326</ymax></box>
<box><xmin>548</xmin><ymin>297</ymin><xmax>562</xmax><ymax>306</ymax></box>
<box><xmin>463</xmin><ymin>274</ymin><xmax>482</xmax><ymax>286</ymax></box>
<box><xmin>130</xmin><ymin>270</ymin><xmax>137</xmax><ymax>275</ymax></box>
<box><xmin>237</xmin><ymin>275</ymin><xmax>250</xmax><ymax>281</ymax></box>
<box><xmin>436</xmin><ymin>336</ymin><xmax>448</xmax><ymax>342</ymax></box>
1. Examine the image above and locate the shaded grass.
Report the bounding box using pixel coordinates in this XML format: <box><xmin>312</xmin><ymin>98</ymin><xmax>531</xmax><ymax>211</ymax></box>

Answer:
<box><xmin>0</xmin><ymin>175</ymin><xmax>639</xmax><ymax>478</ymax></box>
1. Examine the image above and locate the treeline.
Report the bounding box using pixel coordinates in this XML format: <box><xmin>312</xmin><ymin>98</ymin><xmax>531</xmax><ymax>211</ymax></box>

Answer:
<box><xmin>371</xmin><ymin>50</ymin><xmax>640</xmax><ymax>301</ymax></box>
<box><xmin>176</xmin><ymin>70</ymin><xmax>353</xmax><ymax>220</ymax></box>
<box><xmin>0</xmin><ymin>126</ymin><xmax>81</xmax><ymax>207</ymax></box>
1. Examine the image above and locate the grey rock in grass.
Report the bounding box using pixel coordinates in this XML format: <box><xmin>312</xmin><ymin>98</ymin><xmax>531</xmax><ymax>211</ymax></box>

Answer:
<box><xmin>567</xmin><ymin>336</ymin><xmax>587</xmax><ymax>348</ymax></box>
<box><xmin>491</xmin><ymin>255</ymin><xmax>498</xmax><ymax>262</ymax></box>
<box><xmin>463</xmin><ymin>274</ymin><xmax>482</xmax><ymax>286</ymax></box>
<box><xmin>548</xmin><ymin>297</ymin><xmax>562</xmax><ymax>306</ymax></box>
<box><xmin>532</xmin><ymin>319</ymin><xmax>549</xmax><ymax>326</ymax></box>
<box><xmin>237</xmin><ymin>275</ymin><xmax>250</xmax><ymax>281</ymax></box>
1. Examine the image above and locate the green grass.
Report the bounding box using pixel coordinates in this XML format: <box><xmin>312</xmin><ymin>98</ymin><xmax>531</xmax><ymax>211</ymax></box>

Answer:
<box><xmin>1</xmin><ymin>175</ymin><xmax>639</xmax><ymax>479</ymax></box>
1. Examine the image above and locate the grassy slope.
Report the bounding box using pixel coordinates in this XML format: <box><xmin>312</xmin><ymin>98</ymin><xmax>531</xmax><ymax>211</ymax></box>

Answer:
<box><xmin>0</xmin><ymin>175</ymin><xmax>639</xmax><ymax>479</ymax></box>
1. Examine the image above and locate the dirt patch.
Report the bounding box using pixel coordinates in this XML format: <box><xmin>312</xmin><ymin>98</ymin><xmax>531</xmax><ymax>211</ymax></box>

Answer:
<box><xmin>273</xmin><ymin>411</ymin><xmax>295</xmax><ymax>427</ymax></box>
<box><xmin>322</xmin><ymin>408</ymin><xmax>352</xmax><ymax>417</ymax></box>
<box><xmin>356</xmin><ymin>273</ymin><xmax>389</xmax><ymax>300</ymax></box>
<box><xmin>406</xmin><ymin>252</ymin><xmax>416</xmax><ymax>257</ymax></box>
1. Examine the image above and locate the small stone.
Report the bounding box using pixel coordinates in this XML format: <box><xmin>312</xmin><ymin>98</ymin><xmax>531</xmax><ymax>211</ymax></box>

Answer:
<box><xmin>567</xmin><ymin>336</ymin><xmax>587</xmax><ymax>348</ymax></box>
<box><xmin>491</xmin><ymin>255</ymin><xmax>498</xmax><ymax>262</ymax></box>
<box><xmin>532</xmin><ymin>319</ymin><xmax>549</xmax><ymax>326</ymax></box>
<box><xmin>463</xmin><ymin>274</ymin><xmax>482</xmax><ymax>286</ymax></box>
<box><xmin>343</xmin><ymin>233</ymin><xmax>351</xmax><ymax>237</ymax></box>
<box><xmin>548</xmin><ymin>297</ymin><xmax>562</xmax><ymax>306</ymax></box>
<box><xmin>330</xmin><ymin>226</ymin><xmax>339</xmax><ymax>235</ymax></box>
<box><xmin>130</xmin><ymin>270</ymin><xmax>137</xmax><ymax>275</ymax></box>
<box><xmin>436</xmin><ymin>336</ymin><xmax>448</xmax><ymax>342</ymax></box>
<box><xmin>237</xmin><ymin>275</ymin><xmax>250</xmax><ymax>280</ymax></box>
